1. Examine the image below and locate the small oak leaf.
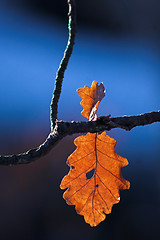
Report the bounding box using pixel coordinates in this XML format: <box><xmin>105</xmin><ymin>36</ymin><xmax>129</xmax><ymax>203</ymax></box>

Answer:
<box><xmin>60</xmin><ymin>132</ymin><xmax>130</xmax><ymax>227</ymax></box>
<box><xmin>77</xmin><ymin>81</ymin><xmax>105</xmax><ymax>120</ymax></box>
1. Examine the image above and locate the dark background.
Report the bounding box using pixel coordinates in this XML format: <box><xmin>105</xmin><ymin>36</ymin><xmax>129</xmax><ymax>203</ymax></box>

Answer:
<box><xmin>0</xmin><ymin>0</ymin><xmax>160</xmax><ymax>239</ymax></box>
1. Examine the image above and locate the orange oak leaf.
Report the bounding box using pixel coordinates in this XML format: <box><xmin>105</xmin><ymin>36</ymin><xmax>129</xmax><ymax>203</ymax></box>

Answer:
<box><xmin>60</xmin><ymin>132</ymin><xmax>130</xmax><ymax>226</ymax></box>
<box><xmin>77</xmin><ymin>81</ymin><xmax>105</xmax><ymax>120</ymax></box>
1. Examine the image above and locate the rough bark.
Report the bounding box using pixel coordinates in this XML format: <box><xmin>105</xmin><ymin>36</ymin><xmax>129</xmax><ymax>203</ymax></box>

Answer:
<box><xmin>0</xmin><ymin>111</ymin><xmax>159</xmax><ymax>165</ymax></box>
<box><xmin>0</xmin><ymin>0</ymin><xmax>159</xmax><ymax>166</ymax></box>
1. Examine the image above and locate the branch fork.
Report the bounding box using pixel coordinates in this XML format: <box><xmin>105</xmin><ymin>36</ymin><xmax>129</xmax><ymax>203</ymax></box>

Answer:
<box><xmin>0</xmin><ymin>0</ymin><xmax>159</xmax><ymax>165</ymax></box>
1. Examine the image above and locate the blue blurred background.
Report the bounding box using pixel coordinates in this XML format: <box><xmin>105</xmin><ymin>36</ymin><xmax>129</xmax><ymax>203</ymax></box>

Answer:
<box><xmin>0</xmin><ymin>0</ymin><xmax>159</xmax><ymax>239</ymax></box>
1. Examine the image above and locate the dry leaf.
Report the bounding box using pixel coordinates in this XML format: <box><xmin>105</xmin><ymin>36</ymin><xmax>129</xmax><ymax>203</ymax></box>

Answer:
<box><xmin>60</xmin><ymin>132</ymin><xmax>130</xmax><ymax>226</ymax></box>
<box><xmin>61</xmin><ymin>81</ymin><xmax>130</xmax><ymax>226</ymax></box>
<box><xmin>77</xmin><ymin>81</ymin><xmax>105</xmax><ymax>120</ymax></box>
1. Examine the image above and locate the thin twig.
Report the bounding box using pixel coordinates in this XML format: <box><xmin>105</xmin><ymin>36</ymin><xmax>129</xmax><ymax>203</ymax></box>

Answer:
<box><xmin>0</xmin><ymin>131</ymin><xmax>59</xmax><ymax>165</ymax></box>
<box><xmin>0</xmin><ymin>0</ymin><xmax>159</xmax><ymax>166</ymax></box>
<box><xmin>0</xmin><ymin>111</ymin><xmax>159</xmax><ymax>165</ymax></box>
<box><xmin>50</xmin><ymin>0</ymin><xmax>77</xmax><ymax>131</ymax></box>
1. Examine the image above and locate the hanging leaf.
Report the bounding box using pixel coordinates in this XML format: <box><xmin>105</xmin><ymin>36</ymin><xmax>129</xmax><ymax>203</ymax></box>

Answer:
<box><xmin>60</xmin><ymin>81</ymin><xmax>130</xmax><ymax>226</ymax></box>
<box><xmin>60</xmin><ymin>132</ymin><xmax>130</xmax><ymax>226</ymax></box>
<box><xmin>77</xmin><ymin>81</ymin><xmax>105</xmax><ymax>120</ymax></box>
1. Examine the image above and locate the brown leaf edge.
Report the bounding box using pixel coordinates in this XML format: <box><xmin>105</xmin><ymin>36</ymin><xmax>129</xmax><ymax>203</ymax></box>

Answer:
<box><xmin>77</xmin><ymin>81</ymin><xmax>105</xmax><ymax>120</ymax></box>
<box><xmin>60</xmin><ymin>132</ymin><xmax>130</xmax><ymax>227</ymax></box>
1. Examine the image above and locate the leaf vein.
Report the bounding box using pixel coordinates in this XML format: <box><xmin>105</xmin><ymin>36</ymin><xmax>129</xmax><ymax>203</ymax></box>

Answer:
<box><xmin>96</xmin><ymin>173</ymin><xmax>117</xmax><ymax>201</ymax></box>
<box><xmin>97</xmin><ymin>161</ymin><xmax>128</xmax><ymax>187</ymax></box>
<box><xmin>79</xmin><ymin>90</ymin><xmax>95</xmax><ymax>101</ymax></box>
<box><xmin>97</xmin><ymin>137</ymin><xmax>115</xmax><ymax>145</ymax></box>
<box><xmin>66</xmin><ymin>178</ymin><xmax>93</xmax><ymax>201</ymax></box>
<box><xmin>97</xmin><ymin>149</ymin><xmax>124</xmax><ymax>163</ymax></box>
<box><xmin>97</xmin><ymin>188</ymin><xmax>109</xmax><ymax>211</ymax></box>
<box><xmin>78</xmin><ymin>189</ymin><xmax>94</xmax><ymax>214</ymax></box>
<box><xmin>71</xmin><ymin>151</ymin><xmax>94</xmax><ymax>164</ymax></box>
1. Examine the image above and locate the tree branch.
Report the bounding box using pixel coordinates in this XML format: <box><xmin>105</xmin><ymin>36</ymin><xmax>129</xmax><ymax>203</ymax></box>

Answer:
<box><xmin>0</xmin><ymin>111</ymin><xmax>159</xmax><ymax>165</ymax></box>
<box><xmin>57</xmin><ymin>111</ymin><xmax>160</xmax><ymax>134</ymax></box>
<box><xmin>0</xmin><ymin>0</ymin><xmax>159</xmax><ymax>166</ymax></box>
<box><xmin>0</xmin><ymin>131</ymin><xmax>59</xmax><ymax>165</ymax></box>
<box><xmin>50</xmin><ymin>0</ymin><xmax>77</xmax><ymax>131</ymax></box>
